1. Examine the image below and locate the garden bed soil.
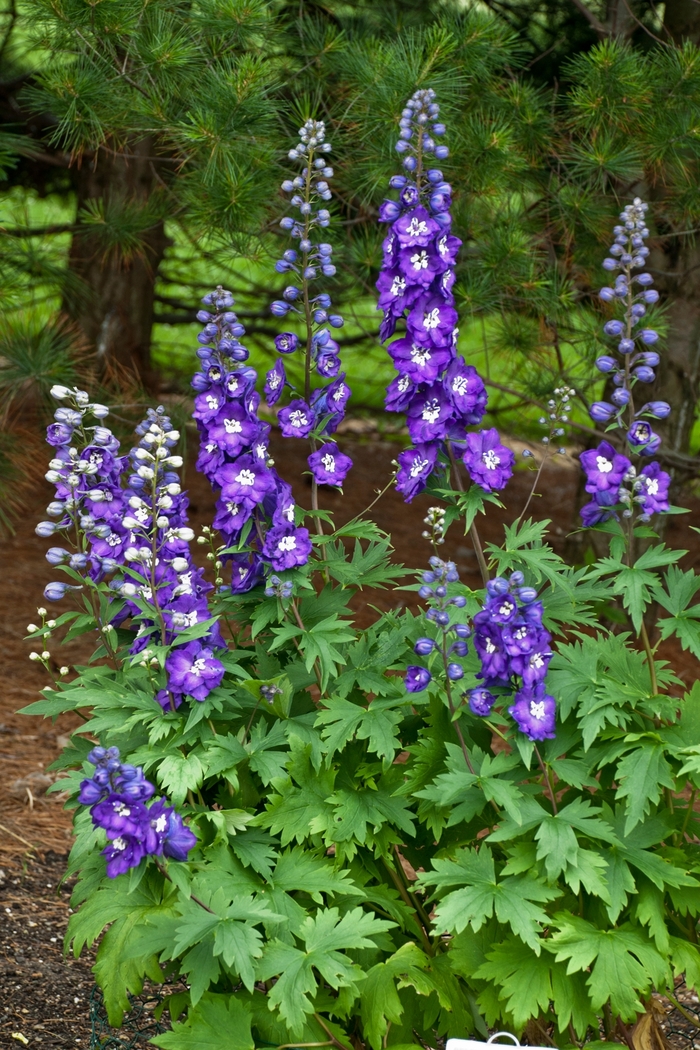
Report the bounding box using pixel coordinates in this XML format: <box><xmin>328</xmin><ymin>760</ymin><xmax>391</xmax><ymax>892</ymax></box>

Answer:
<box><xmin>2</xmin><ymin>431</ymin><xmax>700</xmax><ymax>1047</ymax></box>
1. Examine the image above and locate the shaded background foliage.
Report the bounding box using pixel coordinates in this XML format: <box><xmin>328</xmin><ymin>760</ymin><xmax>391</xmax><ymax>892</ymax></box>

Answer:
<box><xmin>1</xmin><ymin>0</ymin><xmax>700</xmax><ymax>517</ymax></box>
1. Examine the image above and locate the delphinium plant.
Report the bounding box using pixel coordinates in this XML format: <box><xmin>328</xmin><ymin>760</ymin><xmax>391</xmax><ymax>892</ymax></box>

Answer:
<box><xmin>21</xmin><ymin>98</ymin><xmax>700</xmax><ymax>1050</ymax></box>
<box><xmin>268</xmin><ymin>118</ymin><xmax>353</xmax><ymax>522</ymax></box>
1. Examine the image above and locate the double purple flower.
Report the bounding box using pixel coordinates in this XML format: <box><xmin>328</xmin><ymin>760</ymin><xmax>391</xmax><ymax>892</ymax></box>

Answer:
<box><xmin>376</xmin><ymin>88</ymin><xmax>511</xmax><ymax>502</ymax></box>
<box><xmin>78</xmin><ymin>746</ymin><xmax>196</xmax><ymax>878</ymax></box>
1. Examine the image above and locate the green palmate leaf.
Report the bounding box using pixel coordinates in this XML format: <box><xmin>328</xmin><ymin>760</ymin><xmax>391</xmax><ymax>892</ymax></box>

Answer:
<box><xmin>653</xmin><ymin>566</ymin><xmax>700</xmax><ymax>658</ymax></box>
<box><xmin>158</xmin><ymin>751</ymin><xmax>205</xmax><ymax>806</ymax></box>
<box><xmin>485</xmin><ymin>518</ymin><xmax>566</xmax><ymax>588</ymax></box>
<box><xmin>548</xmin><ymin>914</ymin><xmax>671</xmax><ymax>1021</ymax></box>
<box><xmin>588</xmin><ymin>545</ymin><xmax>683</xmax><ymax>632</ymax></box>
<box><xmin>361</xmin><ymin>942</ymin><xmax>430</xmax><ymax>1049</ymax></box>
<box><xmin>474</xmin><ymin>939</ymin><xmax>552</xmax><ymax>1028</ymax></box>
<box><xmin>257</xmin><ymin>907</ymin><xmax>394</xmax><ymax>1035</ymax></box>
<box><xmin>316</xmin><ymin>694</ymin><xmax>409</xmax><ymax>763</ymax></box>
<box><xmin>151</xmin><ymin>993</ymin><xmax>254</xmax><ymax>1050</ymax></box>
<box><xmin>419</xmin><ymin>847</ymin><xmax>560</xmax><ymax>952</ymax></box>
<box><xmin>271</xmin><ymin>847</ymin><xmax>362</xmax><ymax>901</ymax></box>
<box><xmin>614</xmin><ymin>738</ymin><xmax>675</xmax><ymax>833</ymax></box>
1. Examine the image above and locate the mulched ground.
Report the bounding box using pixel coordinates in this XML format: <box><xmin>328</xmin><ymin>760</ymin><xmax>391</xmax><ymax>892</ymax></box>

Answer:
<box><xmin>3</xmin><ymin>426</ymin><xmax>700</xmax><ymax>1047</ymax></box>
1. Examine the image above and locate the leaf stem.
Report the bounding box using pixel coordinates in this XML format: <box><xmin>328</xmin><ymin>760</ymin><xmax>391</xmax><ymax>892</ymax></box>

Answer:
<box><xmin>534</xmin><ymin>744</ymin><xmax>558</xmax><ymax>815</ymax></box>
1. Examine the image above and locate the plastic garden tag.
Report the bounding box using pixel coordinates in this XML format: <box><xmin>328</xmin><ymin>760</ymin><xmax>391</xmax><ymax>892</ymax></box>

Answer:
<box><xmin>447</xmin><ymin>1032</ymin><xmax>557</xmax><ymax>1050</ymax></box>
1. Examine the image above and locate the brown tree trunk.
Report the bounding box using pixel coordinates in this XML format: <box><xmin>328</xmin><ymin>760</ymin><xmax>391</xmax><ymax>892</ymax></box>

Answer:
<box><xmin>64</xmin><ymin>138</ymin><xmax>168</xmax><ymax>390</ymax></box>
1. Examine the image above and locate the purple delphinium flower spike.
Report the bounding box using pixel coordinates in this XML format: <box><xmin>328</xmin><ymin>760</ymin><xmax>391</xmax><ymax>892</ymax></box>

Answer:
<box><xmin>375</xmin><ymin>88</ymin><xmax>506</xmax><ymax>503</ymax></box>
<box><xmin>79</xmin><ymin>746</ymin><xmax>196</xmax><ymax>878</ymax></box>
<box><xmin>270</xmin><ymin>119</ymin><xmax>352</xmax><ymax>496</ymax></box>
<box><xmin>190</xmin><ymin>287</ymin><xmax>311</xmax><ymax>588</ymax></box>
<box><xmin>584</xmin><ymin>198</ymin><xmax>671</xmax><ymax>526</ymax></box>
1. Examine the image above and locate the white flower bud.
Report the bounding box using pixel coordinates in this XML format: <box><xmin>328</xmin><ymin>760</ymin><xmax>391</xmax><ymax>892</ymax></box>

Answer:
<box><xmin>122</xmin><ymin>517</ymin><xmax>141</xmax><ymax>529</ymax></box>
<box><xmin>156</xmin><ymin>515</ymin><xmax>169</xmax><ymax>528</ymax></box>
<box><xmin>45</xmin><ymin>470</ymin><xmax>61</xmax><ymax>484</ymax></box>
<box><xmin>41</xmin><ymin>651</ymin><xmax>50</xmax><ymax>660</ymax></box>
<box><xmin>29</xmin><ymin>652</ymin><xmax>40</xmax><ymax>661</ymax></box>
<box><xmin>37</xmin><ymin>608</ymin><xmax>47</xmax><ymax>616</ymax></box>
<box><xmin>120</xmin><ymin>583</ymin><xmax>137</xmax><ymax>596</ymax></box>
<box><xmin>165</xmin><ymin>430</ymin><xmax>180</xmax><ymax>441</ymax></box>
<box><xmin>133</xmin><ymin>447</ymin><xmax>152</xmax><ymax>461</ymax></box>
<box><xmin>59</xmin><ymin>666</ymin><xmax>69</xmax><ymax>676</ymax></box>
<box><xmin>90</xmin><ymin>403</ymin><xmax>110</xmax><ymax>418</ymax></box>
<box><xmin>176</xmin><ymin>527</ymin><xmax>194</xmax><ymax>541</ymax></box>
<box><xmin>27</xmin><ymin>624</ymin><xmax>38</xmax><ymax>633</ymax></box>
<box><xmin>47</xmin><ymin>620</ymin><xmax>56</xmax><ymax>628</ymax></box>
<box><xmin>165</xmin><ymin>456</ymin><xmax>183</xmax><ymax>468</ymax></box>
<box><xmin>165</xmin><ymin>484</ymin><xmax>181</xmax><ymax>496</ymax></box>
<box><xmin>50</xmin><ymin>385</ymin><xmax>71</xmax><ymax>400</ymax></box>
<box><xmin>137</xmin><ymin>466</ymin><xmax>154</xmax><ymax>480</ymax></box>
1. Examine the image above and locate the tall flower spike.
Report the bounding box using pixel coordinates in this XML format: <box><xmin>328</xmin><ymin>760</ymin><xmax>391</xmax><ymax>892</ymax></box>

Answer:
<box><xmin>582</xmin><ymin>198</ymin><xmax>670</xmax><ymax>526</ymax></box>
<box><xmin>376</xmin><ymin>89</ymin><xmax>508</xmax><ymax>503</ymax></box>
<box><xmin>40</xmin><ymin>386</ymin><xmax>126</xmax><ymax>601</ymax></box>
<box><xmin>271</xmin><ymin>119</ymin><xmax>352</xmax><ymax>498</ymax></box>
<box><xmin>191</xmin><ymin>286</ymin><xmax>311</xmax><ymax>591</ymax></box>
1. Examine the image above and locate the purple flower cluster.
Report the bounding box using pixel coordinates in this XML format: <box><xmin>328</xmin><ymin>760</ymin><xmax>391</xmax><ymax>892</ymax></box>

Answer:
<box><xmin>582</xmin><ymin>198</ymin><xmax>671</xmax><ymax>525</ymax></box>
<box><xmin>376</xmin><ymin>89</ymin><xmax>512</xmax><ymax>502</ymax></box>
<box><xmin>192</xmin><ymin>286</ymin><xmax>313</xmax><ymax>586</ymax></box>
<box><xmin>268</xmin><ymin>119</ymin><xmax>352</xmax><ymax>488</ymax></box>
<box><xmin>38</xmin><ymin>387</ymin><xmax>226</xmax><ymax>708</ymax></box>
<box><xmin>38</xmin><ymin>386</ymin><xmax>127</xmax><ymax>600</ymax></box>
<box><xmin>470</xmin><ymin>572</ymin><xmax>555</xmax><ymax>741</ymax></box>
<box><xmin>78</xmin><ymin>746</ymin><xmax>196</xmax><ymax>878</ymax></box>
<box><xmin>404</xmin><ymin>553</ymin><xmax>470</xmax><ymax>693</ymax></box>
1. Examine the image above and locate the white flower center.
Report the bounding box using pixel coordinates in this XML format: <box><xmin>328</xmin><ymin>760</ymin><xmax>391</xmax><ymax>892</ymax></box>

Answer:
<box><xmin>190</xmin><ymin>657</ymin><xmax>207</xmax><ymax>677</ymax></box>
<box><xmin>224</xmin><ymin>419</ymin><xmax>242</xmax><ymax>434</ymax></box>
<box><xmin>227</xmin><ymin>378</ymin><xmax>239</xmax><ymax>393</ymax></box>
<box><xmin>514</xmin><ymin>627</ymin><xmax>527</xmax><ymax>639</ymax></box>
<box><xmin>410</xmin><ymin>345</ymin><xmax>431</xmax><ymax>366</ymax></box>
<box><xmin>172</xmin><ymin>611</ymin><xmax>199</xmax><ymax>628</ymax></box>
<box><xmin>321</xmin><ymin>454</ymin><xmax>336</xmax><ymax>473</ymax></box>
<box><xmin>646</xmin><ymin>478</ymin><xmax>659</xmax><ymax>496</ymax></box>
<box><xmin>499</xmin><ymin>602</ymin><xmax>514</xmax><ymax>616</ymax></box>
<box><xmin>398</xmin><ymin>376</ymin><xmax>411</xmax><ymax>392</ymax></box>
<box><xmin>332</xmin><ymin>386</ymin><xmax>346</xmax><ymax>402</ymax></box>
<box><xmin>391</xmin><ymin>276</ymin><xmax>406</xmax><ymax>296</ymax></box>
<box><xmin>289</xmin><ymin>410</ymin><xmax>308</xmax><ymax>428</ymax></box>
<box><xmin>452</xmin><ymin>376</ymin><xmax>468</xmax><ymax>396</ymax></box>
<box><xmin>485</xmin><ymin>638</ymin><xmax>497</xmax><ymax>654</ymax></box>
<box><xmin>206</xmin><ymin>395</ymin><xmax>219</xmax><ymax>409</ymax></box>
<box><xmin>226</xmin><ymin>501</ymin><xmax>240</xmax><ymax>515</ymax></box>
<box><xmin>284</xmin><ymin>504</ymin><xmax>295</xmax><ymax>522</ymax></box>
<box><xmin>483</xmin><ymin>450</ymin><xmax>501</xmax><ymax>469</ymax></box>
<box><xmin>406</xmin><ymin>217</ymin><xmax>428</xmax><ymax>237</ymax></box>
<box><xmin>410</xmin><ymin>250</ymin><xmax>430</xmax><ymax>271</ymax></box>
<box><xmin>114</xmin><ymin>803</ymin><xmax>131</xmax><ymax>816</ymax></box>
<box><xmin>410</xmin><ymin>458</ymin><xmax>428</xmax><ymax>478</ymax></box>
<box><xmin>596</xmin><ymin>456</ymin><xmax>613</xmax><ymax>474</ymax></box>
<box><xmin>235</xmin><ymin>469</ymin><xmax>256</xmax><ymax>487</ymax></box>
<box><xmin>421</xmin><ymin>399</ymin><xmax>441</xmax><ymax>424</ymax></box>
<box><xmin>268</xmin><ymin>373</ymin><xmax>281</xmax><ymax>389</ymax></box>
<box><xmin>530</xmin><ymin>653</ymin><xmax>544</xmax><ymax>669</ymax></box>
<box><xmin>438</xmin><ymin>235</ymin><xmax>447</xmax><ymax>255</ymax></box>
<box><xmin>423</xmin><ymin>307</ymin><xmax>441</xmax><ymax>330</ymax></box>
<box><xmin>112</xmin><ymin>837</ymin><xmax>127</xmax><ymax>851</ymax></box>
<box><xmin>530</xmin><ymin>700</ymin><xmax>546</xmax><ymax>720</ymax></box>
<box><xmin>278</xmin><ymin>536</ymin><xmax>297</xmax><ymax>552</ymax></box>
<box><xmin>153</xmin><ymin>815</ymin><xmax>167</xmax><ymax>833</ymax></box>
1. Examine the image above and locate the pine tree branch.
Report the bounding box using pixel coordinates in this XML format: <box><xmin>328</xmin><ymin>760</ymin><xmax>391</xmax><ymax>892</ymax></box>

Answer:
<box><xmin>568</xmin><ymin>0</ymin><xmax>607</xmax><ymax>34</ymax></box>
<box><xmin>1</xmin><ymin>224</ymin><xmax>75</xmax><ymax>237</ymax></box>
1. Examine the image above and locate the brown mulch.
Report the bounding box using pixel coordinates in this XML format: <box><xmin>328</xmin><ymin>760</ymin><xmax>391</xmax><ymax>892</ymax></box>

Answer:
<box><xmin>3</xmin><ymin>429</ymin><xmax>700</xmax><ymax>1047</ymax></box>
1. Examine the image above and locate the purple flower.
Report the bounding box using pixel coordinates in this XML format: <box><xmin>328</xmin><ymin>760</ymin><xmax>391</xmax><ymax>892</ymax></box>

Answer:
<box><xmin>637</xmin><ymin>462</ymin><xmax>670</xmax><ymax>514</ymax></box>
<box><xmin>165</xmin><ymin>641</ymin><xmax>225</xmax><ymax>702</ymax></box>
<box><xmin>627</xmin><ymin>421</ymin><xmax>661</xmax><ymax>455</ymax></box>
<box><xmin>509</xmin><ymin>685</ymin><xmax>556</xmax><ymax>741</ymax></box>
<box><xmin>212</xmin><ymin>494</ymin><xmax>255</xmax><ymax>536</ymax></box>
<box><xmin>395</xmin><ymin>443</ymin><xmax>439</xmax><ymax>502</ymax></box>
<box><xmin>308</xmin><ymin>442</ymin><xmax>352</xmax><ymax>486</ymax></box>
<box><xmin>275</xmin><ymin>332</ymin><xmax>299</xmax><ymax>354</ymax></box>
<box><xmin>229</xmin><ymin>551</ymin><xmax>265</xmax><ymax>593</ymax></box>
<box><xmin>263</xmin><ymin>525</ymin><xmax>313</xmax><ymax>570</ymax></box>
<box><xmin>469</xmin><ymin>687</ymin><xmax>496</xmax><ymax>717</ymax></box>
<box><xmin>92</xmin><ymin>795</ymin><xmax>149</xmax><ymax>837</ymax></box>
<box><xmin>102</xmin><ymin>835</ymin><xmax>146</xmax><ymax>878</ymax></box>
<box><xmin>407</xmin><ymin>295</ymin><xmax>458</xmax><ymax>348</ymax></box>
<box><xmin>393</xmin><ymin>207</ymin><xmax>441</xmax><ymax>247</ymax></box>
<box><xmin>405</xmin><ymin>665</ymin><xmax>432</xmax><ymax>693</ymax></box>
<box><xmin>218</xmin><ymin>456</ymin><xmax>276</xmax><ymax>503</ymax></box>
<box><xmin>161</xmin><ymin>808</ymin><xmax>197</xmax><ymax>861</ymax></box>
<box><xmin>473</xmin><ymin>623</ymin><xmax>509</xmax><ymax>681</ymax></box>
<box><xmin>398</xmin><ymin>244</ymin><xmax>445</xmax><ymax>287</ymax></box>
<box><xmin>208</xmin><ymin>404</ymin><xmax>258</xmax><ymax>456</ymax></box>
<box><xmin>579</xmin><ymin>440</ymin><xmax>631</xmax><ymax>494</ymax></box>
<box><xmin>388</xmin><ymin>337</ymin><xmax>452</xmax><ymax>383</ymax></box>
<box><xmin>406</xmin><ymin>386</ymin><xmax>454</xmax><ymax>443</ymax></box>
<box><xmin>265</xmin><ymin>360</ymin><xmax>286</xmax><ymax>407</ymax></box>
<box><xmin>278</xmin><ymin>399</ymin><xmax>315</xmax><ymax>438</ymax></box>
<box><xmin>443</xmin><ymin>358</ymin><xmax>487</xmax><ymax>424</ymax></box>
<box><xmin>463</xmin><ymin>429</ymin><xmax>514</xmax><ymax>493</ymax></box>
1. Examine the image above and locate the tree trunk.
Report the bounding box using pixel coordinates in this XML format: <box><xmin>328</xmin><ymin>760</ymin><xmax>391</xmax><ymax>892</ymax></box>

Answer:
<box><xmin>64</xmin><ymin>138</ymin><xmax>168</xmax><ymax>390</ymax></box>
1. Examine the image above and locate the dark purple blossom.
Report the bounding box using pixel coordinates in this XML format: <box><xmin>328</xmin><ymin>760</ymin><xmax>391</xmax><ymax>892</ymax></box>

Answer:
<box><xmin>395</xmin><ymin>443</ymin><xmax>439</xmax><ymax>502</ymax></box>
<box><xmin>263</xmin><ymin>525</ymin><xmax>313</xmax><ymax>570</ymax></box>
<box><xmin>265</xmin><ymin>360</ymin><xmax>286</xmax><ymax>407</ymax></box>
<box><xmin>579</xmin><ymin>440</ymin><xmax>631</xmax><ymax>495</ymax></box>
<box><xmin>165</xmin><ymin>641</ymin><xmax>225</xmax><ymax>702</ymax></box>
<box><xmin>308</xmin><ymin>443</ymin><xmax>353</xmax><ymax>486</ymax></box>
<box><xmin>463</xmin><ymin>429</ymin><xmax>515</xmax><ymax>493</ymax></box>
<box><xmin>405</xmin><ymin>665</ymin><xmax>432</xmax><ymax>693</ymax></box>
<box><xmin>509</xmin><ymin>685</ymin><xmax>556</xmax><ymax>741</ymax></box>
<box><xmin>278</xmin><ymin>399</ymin><xmax>315</xmax><ymax>438</ymax></box>
<box><xmin>637</xmin><ymin>462</ymin><xmax>670</xmax><ymax>514</ymax></box>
